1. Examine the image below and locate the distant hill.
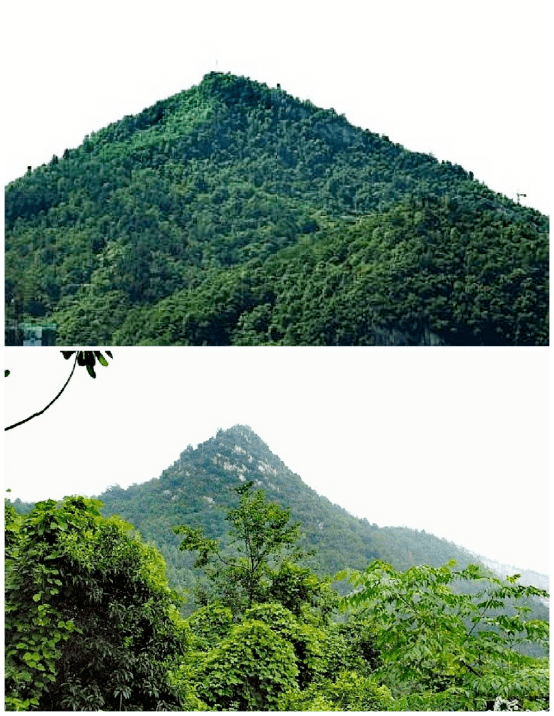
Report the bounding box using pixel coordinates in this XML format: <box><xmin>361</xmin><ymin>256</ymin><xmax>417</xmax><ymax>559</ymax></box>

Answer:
<box><xmin>91</xmin><ymin>425</ymin><xmax>485</xmax><ymax>597</ymax></box>
<box><xmin>5</xmin><ymin>72</ymin><xmax>548</xmax><ymax>345</ymax></box>
<box><xmin>8</xmin><ymin>424</ymin><xmax>548</xmax><ymax>633</ymax></box>
<box><xmin>472</xmin><ymin>554</ymin><xmax>549</xmax><ymax>596</ymax></box>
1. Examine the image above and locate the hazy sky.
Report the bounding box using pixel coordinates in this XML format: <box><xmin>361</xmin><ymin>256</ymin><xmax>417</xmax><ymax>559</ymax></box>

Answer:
<box><xmin>1</xmin><ymin>0</ymin><xmax>551</xmax><ymax>213</ymax></box>
<box><xmin>4</xmin><ymin>347</ymin><xmax>549</xmax><ymax>575</ymax></box>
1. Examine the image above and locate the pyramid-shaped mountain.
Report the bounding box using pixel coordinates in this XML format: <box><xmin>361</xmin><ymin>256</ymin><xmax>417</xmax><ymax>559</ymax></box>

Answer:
<box><xmin>96</xmin><ymin>425</ymin><xmax>478</xmax><ymax>601</ymax></box>
<box><xmin>5</xmin><ymin>72</ymin><xmax>548</xmax><ymax>346</ymax></box>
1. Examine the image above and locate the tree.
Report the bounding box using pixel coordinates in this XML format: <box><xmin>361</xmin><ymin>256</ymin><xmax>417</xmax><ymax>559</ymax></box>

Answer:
<box><xmin>5</xmin><ymin>351</ymin><xmax>113</xmax><ymax>431</ymax></box>
<box><xmin>174</xmin><ymin>598</ymin><xmax>386</xmax><ymax>711</ymax></box>
<box><xmin>174</xmin><ymin>481</ymin><xmax>320</xmax><ymax>616</ymax></box>
<box><xmin>338</xmin><ymin>560</ymin><xmax>549</xmax><ymax>710</ymax></box>
<box><xmin>190</xmin><ymin>619</ymin><xmax>299</xmax><ymax>710</ymax></box>
<box><xmin>170</xmin><ymin>484</ymin><xmax>364</xmax><ymax>710</ymax></box>
<box><xmin>5</xmin><ymin>496</ymin><xmax>185</xmax><ymax>711</ymax></box>
<box><xmin>278</xmin><ymin>669</ymin><xmax>395</xmax><ymax>711</ymax></box>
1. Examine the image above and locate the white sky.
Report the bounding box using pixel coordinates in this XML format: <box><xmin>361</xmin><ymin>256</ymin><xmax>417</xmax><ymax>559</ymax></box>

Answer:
<box><xmin>1</xmin><ymin>0</ymin><xmax>551</xmax><ymax>214</ymax></box>
<box><xmin>3</xmin><ymin>347</ymin><xmax>550</xmax><ymax>575</ymax></box>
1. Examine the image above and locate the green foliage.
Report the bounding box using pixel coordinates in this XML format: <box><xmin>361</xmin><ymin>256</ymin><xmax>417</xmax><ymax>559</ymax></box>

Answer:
<box><xmin>185</xmin><ymin>602</ymin><xmax>234</xmax><ymax>650</ymax></box>
<box><xmin>175</xmin><ymin>600</ymin><xmax>383</xmax><ymax>711</ymax></box>
<box><xmin>339</xmin><ymin>559</ymin><xmax>550</xmax><ymax>710</ymax></box>
<box><xmin>61</xmin><ymin>349</ymin><xmax>113</xmax><ymax>378</ymax></box>
<box><xmin>227</xmin><ymin>480</ymin><xmax>301</xmax><ymax>557</ymax></box>
<box><xmin>190</xmin><ymin>619</ymin><xmax>299</xmax><ymax>710</ymax></box>
<box><xmin>13</xmin><ymin>424</ymin><xmax>545</xmax><ymax>632</ymax></box>
<box><xmin>5</xmin><ymin>73</ymin><xmax>548</xmax><ymax>345</ymax></box>
<box><xmin>243</xmin><ymin>602</ymin><xmax>329</xmax><ymax>688</ymax></box>
<box><xmin>279</xmin><ymin>670</ymin><xmax>395</xmax><ymax>711</ymax></box>
<box><xmin>5</xmin><ymin>452</ymin><xmax>548</xmax><ymax>711</ymax></box>
<box><xmin>324</xmin><ymin>614</ymin><xmax>382</xmax><ymax>676</ymax></box>
<box><xmin>266</xmin><ymin>560</ymin><xmax>339</xmax><ymax>621</ymax></box>
<box><xmin>5</xmin><ymin>496</ymin><xmax>185</xmax><ymax>711</ymax></box>
<box><xmin>174</xmin><ymin>480</ymin><xmax>314</xmax><ymax>616</ymax></box>
<box><xmin>172</xmin><ymin>524</ymin><xmax>219</xmax><ymax>568</ymax></box>
<box><xmin>169</xmin><ymin>478</ymin><xmax>387</xmax><ymax>710</ymax></box>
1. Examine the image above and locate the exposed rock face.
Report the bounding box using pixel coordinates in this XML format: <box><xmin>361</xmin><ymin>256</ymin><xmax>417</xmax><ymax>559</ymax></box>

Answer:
<box><xmin>372</xmin><ymin>325</ymin><xmax>443</xmax><ymax>346</ymax></box>
<box><xmin>314</xmin><ymin>118</ymin><xmax>361</xmax><ymax>149</ymax></box>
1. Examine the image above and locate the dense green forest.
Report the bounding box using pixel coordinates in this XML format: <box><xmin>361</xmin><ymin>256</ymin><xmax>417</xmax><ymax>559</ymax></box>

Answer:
<box><xmin>6</xmin><ymin>486</ymin><xmax>549</xmax><ymax>711</ymax></box>
<box><xmin>6</xmin><ymin>425</ymin><xmax>549</xmax><ymax>710</ymax></box>
<box><xmin>5</xmin><ymin>72</ymin><xmax>549</xmax><ymax>345</ymax></box>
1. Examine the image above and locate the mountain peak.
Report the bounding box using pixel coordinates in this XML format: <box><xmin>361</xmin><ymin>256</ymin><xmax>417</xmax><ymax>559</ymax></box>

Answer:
<box><xmin>218</xmin><ymin>423</ymin><xmax>258</xmax><ymax>439</ymax></box>
<box><xmin>218</xmin><ymin>423</ymin><xmax>272</xmax><ymax>447</ymax></box>
<box><xmin>196</xmin><ymin>71</ymin><xmax>310</xmax><ymax>122</ymax></box>
<box><xmin>93</xmin><ymin>423</ymin><xmax>512</xmax><ymax>607</ymax></box>
<box><xmin>204</xmin><ymin>424</ymin><xmax>284</xmax><ymax>476</ymax></box>
<box><xmin>5</xmin><ymin>68</ymin><xmax>548</xmax><ymax>346</ymax></box>
<box><xmin>198</xmin><ymin>71</ymin><xmax>284</xmax><ymax>104</ymax></box>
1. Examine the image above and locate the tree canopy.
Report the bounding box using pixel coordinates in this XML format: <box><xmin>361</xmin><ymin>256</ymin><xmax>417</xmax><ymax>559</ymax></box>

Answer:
<box><xmin>5</xmin><ymin>492</ymin><xmax>549</xmax><ymax>711</ymax></box>
<box><xmin>174</xmin><ymin>481</ymin><xmax>334</xmax><ymax>619</ymax></box>
<box><xmin>337</xmin><ymin>560</ymin><xmax>549</xmax><ymax>710</ymax></box>
<box><xmin>5</xmin><ymin>496</ymin><xmax>184</xmax><ymax>711</ymax></box>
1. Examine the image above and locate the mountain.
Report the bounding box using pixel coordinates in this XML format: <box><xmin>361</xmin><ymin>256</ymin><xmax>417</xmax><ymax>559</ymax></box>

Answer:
<box><xmin>93</xmin><ymin>425</ymin><xmax>482</xmax><ymax>600</ymax></box>
<box><xmin>5</xmin><ymin>72</ymin><xmax>548</xmax><ymax>346</ymax></box>
<box><xmin>8</xmin><ymin>423</ymin><xmax>548</xmax><ymax>631</ymax></box>
<box><xmin>473</xmin><ymin>555</ymin><xmax>549</xmax><ymax>595</ymax></box>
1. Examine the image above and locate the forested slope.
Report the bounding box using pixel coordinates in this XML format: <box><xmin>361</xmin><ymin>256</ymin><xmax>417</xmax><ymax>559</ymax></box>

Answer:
<box><xmin>95</xmin><ymin>425</ymin><xmax>486</xmax><ymax>602</ymax></box>
<box><xmin>7</xmin><ymin>424</ymin><xmax>480</xmax><ymax>601</ymax></box>
<box><xmin>5</xmin><ymin>72</ymin><xmax>548</xmax><ymax>345</ymax></box>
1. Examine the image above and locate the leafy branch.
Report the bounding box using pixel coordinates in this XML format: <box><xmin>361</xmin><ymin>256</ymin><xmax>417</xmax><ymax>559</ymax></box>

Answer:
<box><xmin>5</xmin><ymin>351</ymin><xmax>113</xmax><ymax>431</ymax></box>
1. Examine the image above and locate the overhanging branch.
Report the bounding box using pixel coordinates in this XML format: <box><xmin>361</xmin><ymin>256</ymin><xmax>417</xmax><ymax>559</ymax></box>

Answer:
<box><xmin>5</xmin><ymin>353</ymin><xmax>79</xmax><ymax>431</ymax></box>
